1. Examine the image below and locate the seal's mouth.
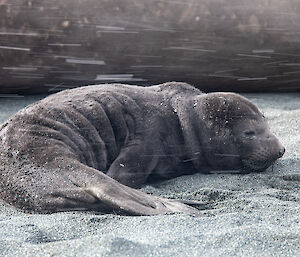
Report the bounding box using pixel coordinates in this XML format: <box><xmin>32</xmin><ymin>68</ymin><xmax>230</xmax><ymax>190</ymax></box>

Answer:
<box><xmin>240</xmin><ymin>146</ymin><xmax>285</xmax><ymax>173</ymax></box>
<box><xmin>241</xmin><ymin>158</ymin><xmax>276</xmax><ymax>173</ymax></box>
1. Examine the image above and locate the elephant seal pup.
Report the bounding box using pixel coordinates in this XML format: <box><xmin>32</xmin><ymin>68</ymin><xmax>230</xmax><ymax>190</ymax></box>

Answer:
<box><xmin>0</xmin><ymin>82</ymin><xmax>285</xmax><ymax>215</ymax></box>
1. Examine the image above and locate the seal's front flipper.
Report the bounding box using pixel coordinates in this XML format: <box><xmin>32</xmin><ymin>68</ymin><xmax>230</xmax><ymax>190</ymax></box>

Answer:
<box><xmin>106</xmin><ymin>141</ymin><xmax>159</xmax><ymax>188</ymax></box>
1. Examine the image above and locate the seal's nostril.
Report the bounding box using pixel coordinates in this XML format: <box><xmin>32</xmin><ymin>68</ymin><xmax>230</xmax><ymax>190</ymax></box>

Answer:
<box><xmin>278</xmin><ymin>147</ymin><xmax>285</xmax><ymax>157</ymax></box>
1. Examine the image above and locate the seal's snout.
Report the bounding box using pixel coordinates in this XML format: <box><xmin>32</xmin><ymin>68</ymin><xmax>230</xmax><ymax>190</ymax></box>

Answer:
<box><xmin>278</xmin><ymin>147</ymin><xmax>285</xmax><ymax>158</ymax></box>
<box><xmin>240</xmin><ymin>132</ymin><xmax>285</xmax><ymax>173</ymax></box>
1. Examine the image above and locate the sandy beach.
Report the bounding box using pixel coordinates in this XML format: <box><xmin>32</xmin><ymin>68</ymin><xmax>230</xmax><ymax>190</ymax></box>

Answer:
<box><xmin>0</xmin><ymin>93</ymin><xmax>299</xmax><ymax>257</ymax></box>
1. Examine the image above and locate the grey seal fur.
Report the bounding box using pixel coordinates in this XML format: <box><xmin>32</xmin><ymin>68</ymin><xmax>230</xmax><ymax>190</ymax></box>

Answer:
<box><xmin>0</xmin><ymin>82</ymin><xmax>285</xmax><ymax>215</ymax></box>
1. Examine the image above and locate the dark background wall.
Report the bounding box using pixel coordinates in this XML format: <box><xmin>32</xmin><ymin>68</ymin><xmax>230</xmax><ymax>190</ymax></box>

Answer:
<box><xmin>1</xmin><ymin>0</ymin><xmax>300</xmax><ymax>94</ymax></box>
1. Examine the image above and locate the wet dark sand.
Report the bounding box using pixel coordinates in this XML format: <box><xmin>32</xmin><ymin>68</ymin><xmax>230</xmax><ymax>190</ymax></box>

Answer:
<box><xmin>0</xmin><ymin>93</ymin><xmax>299</xmax><ymax>256</ymax></box>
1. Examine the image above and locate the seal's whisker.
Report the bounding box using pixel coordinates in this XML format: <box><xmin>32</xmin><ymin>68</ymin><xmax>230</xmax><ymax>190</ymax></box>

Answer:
<box><xmin>182</xmin><ymin>157</ymin><xmax>199</xmax><ymax>162</ymax></box>
<box><xmin>214</xmin><ymin>154</ymin><xmax>240</xmax><ymax>157</ymax></box>
<box><xmin>141</xmin><ymin>154</ymin><xmax>180</xmax><ymax>157</ymax></box>
<box><xmin>210</xmin><ymin>169</ymin><xmax>241</xmax><ymax>174</ymax></box>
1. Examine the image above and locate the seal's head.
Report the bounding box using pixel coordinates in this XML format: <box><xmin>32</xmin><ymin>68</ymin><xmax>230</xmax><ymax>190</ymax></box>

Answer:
<box><xmin>194</xmin><ymin>93</ymin><xmax>285</xmax><ymax>173</ymax></box>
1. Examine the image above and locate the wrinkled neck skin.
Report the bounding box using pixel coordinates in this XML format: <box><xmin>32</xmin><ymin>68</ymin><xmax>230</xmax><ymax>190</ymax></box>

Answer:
<box><xmin>169</xmin><ymin>93</ymin><xmax>211</xmax><ymax>173</ymax></box>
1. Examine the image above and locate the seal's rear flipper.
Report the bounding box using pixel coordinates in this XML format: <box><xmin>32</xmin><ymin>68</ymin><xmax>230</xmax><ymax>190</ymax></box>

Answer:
<box><xmin>40</xmin><ymin>159</ymin><xmax>200</xmax><ymax>216</ymax></box>
<box><xmin>176</xmin><ymin>199</ymin><xmax>207</xmax><ymax>207</ymax></box>
<box><xmin>83</xmin><ymin>179</ymin><xmax>199</xmax><ymax>216</ymax></box>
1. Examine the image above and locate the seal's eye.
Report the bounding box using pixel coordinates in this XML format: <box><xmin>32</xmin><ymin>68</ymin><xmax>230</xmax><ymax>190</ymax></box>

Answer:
<box><xmin>244</xmin><ymin>130</ymin><xmax>256</xmax><ymax>139</ymax></box>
